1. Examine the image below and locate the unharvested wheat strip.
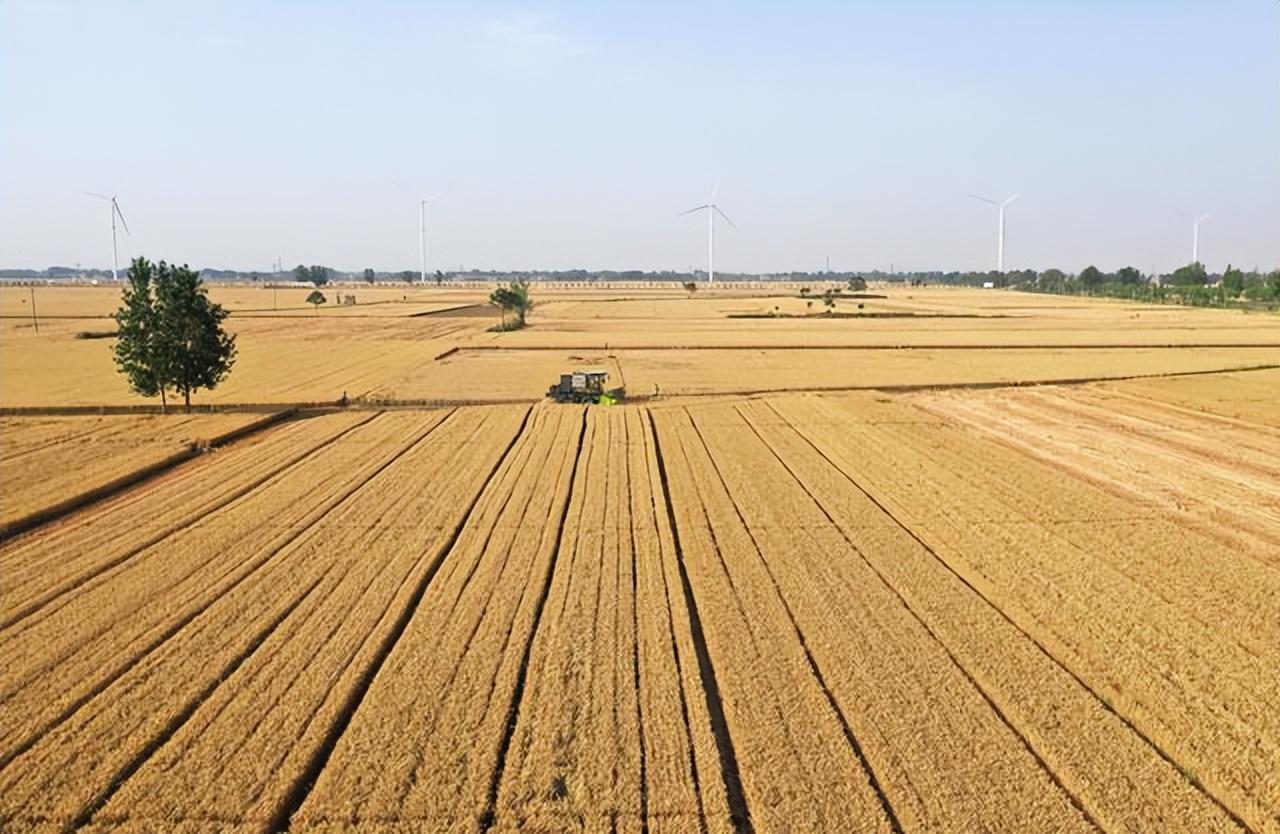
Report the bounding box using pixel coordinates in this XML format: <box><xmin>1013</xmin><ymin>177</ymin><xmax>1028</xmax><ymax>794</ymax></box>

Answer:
<box><xmin>655</xmin><ymin>408</ymin><xmax>894</xmax><ymax>834</ymax></box>
<box><xmin>878</xmin><ymin>395</ymin><xmax>1280</xmax><ymax>658</ymax></box>
<box><xmin>0</xmin><ymin>413</ymin><xmax>262</xmax><ymax>527</ymax></box>
<box><xmin>492</xmin><ymin>408</ymin><xmax>727</xmax><ymax>834</ymax></box>
<box><xmin>684</xmin><ymin>403</ymin><xmax>1096</xmax><ymax>834</ymax></box>
<box><xmin>81</xmin><ymin>406</ymin><xmax>529</xmax><ymax>834</ymax></box>
<box><xmin>0</xmin><ymin>411</ymin><xmax>442</xmax><ymax>766</ymax></box>
<box><xmin>0</xmin><ymin>412</ymin><xmax>373</xmax><ymax>626</ymax></box>
<box><xmin>1102</xmin><ymin>373</ymin><xmax>1280</xmax><ymax>428</ymax></box>
<box><xmin>800</xmin><ymin>394</ymin><xmax>1280</xmax><ymax>834</ymax></box>
<box><xmin>291</xmin><ymin>405</ymin><xmax>584</xmax><ymax>833</ymax></box>
<box><xmin>756</xmin><ymin>395</ymin><xmax>1244</xmax><ymax>834</ymax></box>
<box><xmin>0</xmin><ymin>410</ymin><xmax>475</xmax><ymax>831</ymax></box>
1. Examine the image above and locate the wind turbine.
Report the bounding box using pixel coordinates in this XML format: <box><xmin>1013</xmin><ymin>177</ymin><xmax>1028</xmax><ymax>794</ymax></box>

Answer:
<box><xmin>1192</xmin><ymin>212</ymin><xmax>1212</xmax><ymax>265</ymax></box>
<box><xmin>680</xmin><ymin>185</ymin><xmax>736</xmax><ymax>284</ymax></box>
<box><xmin>968</xmin><ymin>192</ymin><xmax>1020</xmax><ymax>272</ymax></box>
<box><xmin>83</xmin><ymin>192</ymin><xmax>130</xmax><ymax>281</ymax></box>
<box><xmin>419</xmin><ymin>193</ymin><xmax>442</xmax><ymax>283</ymax></box>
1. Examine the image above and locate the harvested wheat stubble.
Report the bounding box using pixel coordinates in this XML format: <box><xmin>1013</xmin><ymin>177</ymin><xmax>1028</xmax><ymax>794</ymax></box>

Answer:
<box><xmin>673</xmin><ymin>403</ymin><xmax>1099</xmax><ymax>834</ymax></box>
<box><xmin>914</xmin><ymin>385</ymin><xmax>1280</xmax><ymax>567</ymax></box>
<box><xmin>0</xmin><ymin>411</ymin><xmax>374</xmax><ymax>629</ymax></box>
<box><xmin>0</xmin><ymin>412</ymin><xmax>263</xmax><ymax>528</ymax></box>
<box><xmin>801</xmin><ymin>392</ymin><xmax>1280</xmax><ymax>834</ymax></box>
<box><xmin>85</xmin><ymin>405</ymin><xmax>529</xmax><ymax>834</ymax></box>
<box><xmin>291</xmin><ymin>404</ymin><xmax>584</xmax><ymax>833</ymax></box>
<box><xmin>755</xmin><ymin>394</ymin><xmax>1245</xmax><ymax>834</ymax></box>
<box><xmin>491</xmin><ymin>407</ymin><xmax>733</xmax><ymax>834</ymax></box>
<box><xmin>0</xmin><ymin>409</ymin><xmax>486</xmax><ymax>831</ymax></box>
<box><xmin>650</xmin><ymin>407</ymin><xmax>895</xmax><ymax>834</ymax></box>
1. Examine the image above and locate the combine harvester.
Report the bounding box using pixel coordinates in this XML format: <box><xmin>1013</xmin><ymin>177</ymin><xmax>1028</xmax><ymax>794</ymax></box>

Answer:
<box><xmin>546</xmin><ymin>370</ymin><xmax>624</xmax><ymax>405</ymax></box>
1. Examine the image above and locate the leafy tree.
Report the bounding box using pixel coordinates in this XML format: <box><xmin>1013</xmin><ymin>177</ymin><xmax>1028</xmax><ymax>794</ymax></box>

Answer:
<box><xmin>489</xmin><ymin>278</ymin><xmax>533</xmax><ymax>329</ymax></box>
<box><xmin>307</xmin><ymin>266</ymin><xmax>330</xmax><ymax>287</ymax></box>
<box><xmin>153</xmin><ymin>262</ymin><xmax>237</xmax><ymax>413</ymax></box>
<box><xmin>1079</xmin><ymin>265</ymin><xmax>1105</xmax><ymax>291</ymax></box>
<box><xmin>115</xmin><ymin>258</ymin><xmax>235</xmax><ymax>413</ymax></box>
<box><xmin>1115</xmin><ymin>266</ymin><xmax>1142</xmax><ymax>285</ymax></box>
<box><xmin>683</xmin><ymin>281</ymin><xmax>698</xmax><ymax>297</ymax></box>
<box><xmin>113</xmin><ymin>258</ymin><xmax>167</xmax><ymax>410</ymax></box>
<box><xmin>847</xmin><ymin>275</ymin><xmax>867</xmax><ymax>291</ymax></box>
<box><xmin>363</xmin><ymin>268</ymin><xmax>376</xmax><ymax>284</ymax></box>
<box><xmin>306</xmin><ymin>290</ymin><xmax>327</xmax><ymax>314</ymax></box>
<box><xmin>294</xmin><ymin>264</ymin><xmax>310</xmax><ymax>283</ymax></box>
<box><xmin>1171</xmin><ymin>262</ymin><xmax>1208</xmax><ymax>285</ymax></box>
<box><xmin>1221</xmin><ymin>265</ymin><xmax>1245</xmax><ymax>298</ymax></box>
<box><xmin>400</xmin><ymin>270</ymin><xmax>416</xmax><ymax>282</ymax></box>
<box><xmin>822</xmin><ymin>289</ymin><xmax>836</xmax><ymax>313</ymax></box>
<box><xmin>435</xmin><ymin>270</ymin><xmax>445</xmax><ymax>286</ymax></box>
<box><xmin>1039</xmin><ymin>268</ymin><xmax>1067</xmax><ymax>291</ymax></box>
<box><xmin>799</xmin><ymin>286</ymin><xmax>810</xmax><ymax>297</ymax></box>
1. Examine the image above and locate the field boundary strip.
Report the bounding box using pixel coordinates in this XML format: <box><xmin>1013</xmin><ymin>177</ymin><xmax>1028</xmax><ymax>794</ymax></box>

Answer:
<box><xmin>763</xmin><ymin>398</ymin><xmax>1256</xmax><ymax>833</ymax></box>
<box><xmin>446</xmin><ymin>343</ymin><xmax>1280</xmax><ymax>352</ymax></box>
<box><xmin>0</xmin><ymin>408</ymin><xmax>298</xmax><ymax>542</ymax></box>
<box><xmin>264</xmin><ymin>404</ymin><xmax>535</xmax><ymax>834</ymax></box>
<box><xmin>646</xmin><ymin>410</ymin><xmax>753</xmax><ymax>834</ymax></box>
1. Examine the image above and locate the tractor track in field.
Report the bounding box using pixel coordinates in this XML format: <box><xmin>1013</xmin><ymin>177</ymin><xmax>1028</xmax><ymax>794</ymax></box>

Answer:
<box><xmin>0</xmin><ymin>411</ymin><xmax>456</xmax><ymax>775</ymax></box>
<box><xmin>478</xmin><ymin>409</ymin><xmax>587</xmax><ymax>831</ymax></box>
<box><xmin>685</xmin><ymin>409</ymin><xmax>905</xmax><ymax>834</ymax></box>
<box><xmin>0</xmin><ymin>412</ymin><xmax>383</xmax><ymax>633</ymax></box>
<box><xmin>266</xmin><ymin>404</ymin><xmax>534</xmax><ymax>833</ymax></box>
<box><xmin>647</xmin><ymin>411</ymin><xmax>753</xmax><ymax>834</ymax></box>
<box><xmin>759</xmin><ymin>399</ymin><xmax>1255</xmax><ymax>834</ymax></box>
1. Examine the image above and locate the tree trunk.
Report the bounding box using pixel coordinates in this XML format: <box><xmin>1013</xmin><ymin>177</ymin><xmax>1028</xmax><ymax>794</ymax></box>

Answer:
<box><xmin>160</xmin><ymin>388</ymin><xmax>167</xmax><ymax>415</ymax></box>
<box><xmin>184</xmin><ymin>386</ymin><xmax>191</xmax><ymax>414</ymax></box>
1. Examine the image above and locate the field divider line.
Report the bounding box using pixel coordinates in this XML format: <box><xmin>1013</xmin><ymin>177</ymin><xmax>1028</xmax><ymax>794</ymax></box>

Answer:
<box><xmin>478</xmin><ymin>408</ymin><xmax>588</xmax><ymax>832</ymax></box>
<box><xmin>67</xmin><ymin>573</ymin><xmax>329</xmax><ymax>832</ymax></box>
<box><xmin>761</xmin><ymin>398</ymin><xmax>1256</xmax><ymax>834</ymax></box>
<box><xmin>624</xmin><ymin>417</ymin><xmax>650</xmax><ymax>834</ymax></box>
<box><xmin>639</xmin><ymin>411</ymin><xmax>710</xmax><ymax>834</ymax></box>
<box><xmin>646</xmin><ymin>410</ymin><xmax>753</xmax><ymax>834</ymax></box>
<box><xmin>685</xmin><ymin>409</ymin><xmax>905</xmax><ymax>834</ymax></box>
<box><xmin>0</xmin><ymin>410</ymin><xmax>449</xmax><ymax>775</ymax></box>
<box><xmin>0</xmin><ymin>409</ymin><xmax>300</xmax><ymax>543</ymax></box>
<box><xmin>740</xmin><ymin>404</ymin><xmax>1109</xmax><ymax>832</ymax></box>
<box><xmin>265</xmin><ymin>403</ymin><xmax>535</xmax><ymax>834</ymax></box>
<box><xmin>0</xmin><ymin>412</ymin><xmax>383</xmax><ymax>634</ymax></box>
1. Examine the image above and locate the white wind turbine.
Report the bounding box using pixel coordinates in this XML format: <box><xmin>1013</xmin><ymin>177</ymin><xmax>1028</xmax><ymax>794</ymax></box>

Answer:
<box><xmin>1192</xmin><ymin>212</ymin><xmax>1212</xmax><ymax>265</ymax></box>
<box><xmin>419</xmin><ymin>193</ymin><xmax>442</xmax><ymax>284</ymax></box>
<box><xmin>968</xmin><ymin>192</ymin><xmax>1020</xmax><ymax>272</ymax></box>
<box><xmin>83</xmin><ymin>192</ymin><xmax>131</xmax><ymax>281</ymax></box>
<box><xmin>680</xmin><ymin>185</ymin><xmax>736</xmax><ymax>284</ymax></box>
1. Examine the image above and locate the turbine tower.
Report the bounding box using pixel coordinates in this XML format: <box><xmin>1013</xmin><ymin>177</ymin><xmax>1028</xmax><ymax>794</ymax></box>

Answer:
<box><xmin>1192</xmin><ymin>213</ymin><xmax>1212</xmax><ymax>265</ymax></box>
<box><xmin>968</xmin><ymin>192</ymin><xmax>1020</xmax><ymax>272</ymax></box>
<box><xmin>83</xmin><ymin>193</ymin><xmax>130</xmax><ymax>281</ymax></box>
<box><xmin>419</xmin><ymin>194</ymin><xmax>442</xmax><ymax>284</ymax></box>
<box><xmin>680</xmin><ymin>186</ymin><xmax>736</xmax><ymax>284</ymax></box>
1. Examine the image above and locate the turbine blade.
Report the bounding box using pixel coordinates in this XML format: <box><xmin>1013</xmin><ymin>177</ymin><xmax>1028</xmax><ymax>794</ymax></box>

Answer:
<box><xmin>679</xmin><ymin>205</ymin><xmax>711</xmax><ymax>216</ymax></box>
<box><xmin>712</xmin><ymin>205</ymin><xmax>737</xmax><ymax>228</ymax></box>
<box><xmin>82</xmin><ymin>191</ymin><xmax>111</xmax><ymax>201</ymax></box>
<box><xmin>1198</xmin><ymin>212</ymin><xmax>1213</xmax><ymax>223</ymax></box>
<box><xmin>113</xmin><ymin>201</ymin><xmax>131</xmax><ymax>237</ymax></box>
<box><xmin>967</xmin><ymin>194</ymin><xmax>998</xmax><ymax>206</ymax></box>
<box><xmin>1002</xmin><ymin>193</ymin><xmax>1022</xmax><ymax>208</ymax></box>
<box><xmin>425</xmin><ymin>192</ymin><xmax>443</xmax><ymax>202</ymax></box>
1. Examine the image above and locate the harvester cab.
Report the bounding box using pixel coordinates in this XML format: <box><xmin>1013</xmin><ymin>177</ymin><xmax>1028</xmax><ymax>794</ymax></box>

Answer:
<box><xmin>547</xmin><ymin>370</ymin><xmax>621</xmax><ymax>405</ymax></box>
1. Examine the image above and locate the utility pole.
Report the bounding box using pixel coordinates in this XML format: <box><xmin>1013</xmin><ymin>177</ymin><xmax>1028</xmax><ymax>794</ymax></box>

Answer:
<box><xmin>29</xmin><ymin>286</ymin><xmax>38</xmax><ymax>333</ymax></box>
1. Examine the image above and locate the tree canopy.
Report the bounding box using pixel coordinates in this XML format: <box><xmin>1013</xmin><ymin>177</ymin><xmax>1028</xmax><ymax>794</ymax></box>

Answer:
<box><xmin>294</xmin><ymin>264</ymin><xmax>331</xmax><ymax>286</ymax></box>
<box><xmin>113</xmin><ymin>257</ymin><xmax>236</xmax><ymax>413</ymax></box>
<box><xmin>489</xmin><ymin>278</ymin><xmax>534</xmax><ymax>330</ymax></box>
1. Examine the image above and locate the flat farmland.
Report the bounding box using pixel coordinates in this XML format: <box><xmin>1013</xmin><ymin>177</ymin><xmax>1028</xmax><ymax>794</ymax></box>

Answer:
<box><xmin>1</xmin><ymin>283</ymin><xmax>1277</xmax><ymax>833</ymax></box>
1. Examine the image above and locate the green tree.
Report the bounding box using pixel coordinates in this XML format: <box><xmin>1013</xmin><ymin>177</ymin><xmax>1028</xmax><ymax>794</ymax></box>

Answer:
<box><xmin>153</xmin><ymin>262</ymin><xmax>237</xmax><ymax>413</ymax></box>
<box><xmin>400</xmin><ymin>270</ymin><xmax>416</xmax><ymax>282</ymax></box>
<box><xmin>435</xmin><ymin>270</ymin><xmax>445</xmax><ymax>286</ymax></box>
<box><xmin>293</xmin><ymin>264</ymin><xmax>309</xmax><ymax>283</ymax></box>
<box><xmin>1171</xmin><ymin>262</ymin><xmax>1208</xmax><ymax>285</ymax></box>
<box><xmin>1221</xmin><ymin>265</ymin><xmax>1245</xmax><ymax>298</ymax></box>
<box><xmin>363</xmin><ymin>268</ymin><xmax>376</xmax><ymax>284</ymax></box>
<box><xmin>847</xmin><ymin>275</ymin><xmax>867</xmax><ymax>291</ymax></box>
<box><xmin>1079</xmin><ymin>265</ymin><xmax>1104</xmax><ymax>291</ymax></box>
<box><xmin>489</xmin><ymin>278</ymin><xmax>534</xmax><ymax>329</ymax></box>
<box><xmin>307</xmin><ymin>266</ymin><xmax>329</xmax><ymax>287</ymax></box>
<box><xmin>113</xmin><ymin>258</ymin><xmax>167</xmax><ymax>410</ymax></box>
<box><xmin>1115</xmin><ymin>266</ymin><xmax>1142</xmax><ymax>285</ymax></box>
<box><xmin>799</xmin><ymin>286</ymin><xmax>810</xmax><ymax>297</ymax></box>
<box><xmin>306</xmin><ymin>290</ymin><xmax>327</xmax><ymax>314</ymax></box>
<box><xmin>683</xmin><ymin>281</ymin><xmax>698</xmax><ymax>297</ymax></box>
<box><xmin>822</xmin><ymin>289</ymin><xmax>836</xmax><ymax>313</ymax></box>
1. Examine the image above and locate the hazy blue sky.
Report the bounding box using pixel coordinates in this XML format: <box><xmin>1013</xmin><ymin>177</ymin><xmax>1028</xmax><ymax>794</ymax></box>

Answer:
<box><xmin>2</xmin><ymin>1</ymin><xmax>1276</xmax><ymax>274</ymax></box>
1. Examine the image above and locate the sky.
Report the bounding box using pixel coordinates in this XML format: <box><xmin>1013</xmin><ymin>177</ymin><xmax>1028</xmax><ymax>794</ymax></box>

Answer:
<box><xmin>1</xmin><ymin>1</ymin><xmax>1277</xmax><ymax>275</ymax></box>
